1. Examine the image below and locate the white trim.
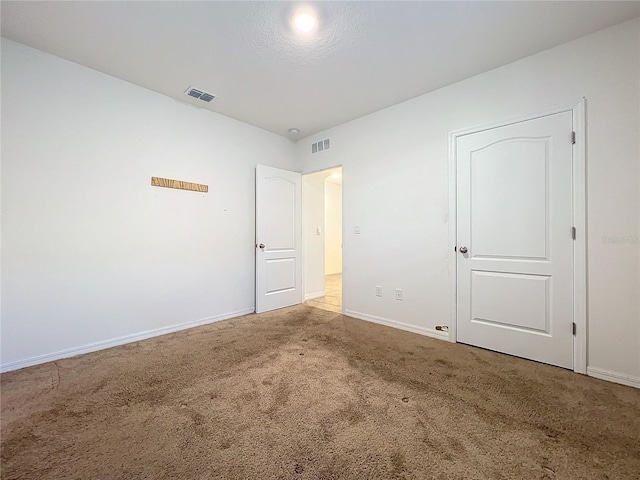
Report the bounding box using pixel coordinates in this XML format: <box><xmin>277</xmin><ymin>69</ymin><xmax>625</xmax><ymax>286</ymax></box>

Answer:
<box><xmin>344</xmin><ymin>310</ymin><xmax>449</xmax><ymax>341</ymax></box>
<box><xmin>301</xmin><ymin>164</ymin><xmax>344</xmax><ymax>313</ymax></box>
<box><xmin>572</xmin><ymin>99</ymin><xmax>587</xmax><ymax>374</ymax></box>
<box><xmin>448</xmin><ymin>99</ymin><xmax>588</xmax><ymax>373</ymax></box>
<box><xmin>448</xmin><ymin>125</ymin><xmax>459</xmax><ymax>344</ymax></box>
<box><xmin>587</xmin><ymin>367</ymin><xmax>640</xmax><ymax>389</ymax></box>
<box><xmin>449</xmin><ymin>100</ymin><xmax>587</xmax><ymax>138</ymax></box>
<box><xmin>340</xmin><ymin>166</ymin><xmax>346</xmax><ymax>315</ymax></box>
<box><xmin>0</xmin><ymin>308</ymin><xmax>254</xmax><ymax>373</ymax></box>
<box><xmin>305</xmin><ymin>291</ymin><xmax>326</xmax><ymax>301</ymax></box>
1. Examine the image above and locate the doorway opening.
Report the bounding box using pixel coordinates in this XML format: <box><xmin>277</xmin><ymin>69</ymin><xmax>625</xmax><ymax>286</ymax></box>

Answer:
<box><xmin>302</xmin><ymin>166</ymin><xmax>343</xmax><ymax>313</ymax></box>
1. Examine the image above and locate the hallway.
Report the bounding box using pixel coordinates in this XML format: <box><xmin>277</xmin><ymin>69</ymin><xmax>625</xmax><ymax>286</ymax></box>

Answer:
<box><xmin>305</xmin><ymin>274</ymin><xmax>342</xmax><ymax>313</ymax></box>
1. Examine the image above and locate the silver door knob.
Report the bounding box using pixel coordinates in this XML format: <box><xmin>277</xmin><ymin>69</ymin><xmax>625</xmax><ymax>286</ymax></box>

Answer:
<box><xmin>459</xmin><ymin>246</ymin><xmax>468</xmax><ymax>254</ymax></box>
<box><xmin>258</xmin><ymin>243</ymin><xmax>265</xmax><ymax>249</ymax></box>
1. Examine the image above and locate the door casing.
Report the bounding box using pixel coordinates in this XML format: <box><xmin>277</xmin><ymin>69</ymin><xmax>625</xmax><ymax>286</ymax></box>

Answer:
<box><xmin>448</xmin><ymin>99</ymin><xmax>587</xmax><ymax>373</ymax></box>
<box><xmin>301</xmin><ymin>166</ymin><xmax>345</xmax><ymax>313</ymax></box>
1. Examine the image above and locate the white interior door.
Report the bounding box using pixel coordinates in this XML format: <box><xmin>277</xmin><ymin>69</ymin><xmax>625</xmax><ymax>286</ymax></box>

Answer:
<box><xmin>255</xmin><ymin>164</ymin><xmax>302</xmax><ymax>313</ymax></box>
<box><xmin>456</xmin><ymin>111</ymin><xmax>574</xmax><ymax>369</ymax></box>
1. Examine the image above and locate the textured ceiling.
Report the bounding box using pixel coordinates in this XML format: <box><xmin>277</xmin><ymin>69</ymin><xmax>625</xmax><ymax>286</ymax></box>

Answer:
<box><xmin>2</xmin><ymin>1</ymin><xmax>639</xmax><ymax>139</ymax></box>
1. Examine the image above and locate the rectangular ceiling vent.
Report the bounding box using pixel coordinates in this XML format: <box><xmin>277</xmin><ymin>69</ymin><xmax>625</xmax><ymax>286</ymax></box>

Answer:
<box><xmin>185</xmin><ymin>86</ymin><xmax>216</xmax><ymax>103</ymax></box>
<box><xmin>312</xmin><ymin>138</ymin><xmax>330</xmax><ymax>154</ymax></box>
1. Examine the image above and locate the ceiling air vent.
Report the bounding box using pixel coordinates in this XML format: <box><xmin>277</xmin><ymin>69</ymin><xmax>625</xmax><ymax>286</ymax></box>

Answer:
<box><xmin>185</xmin><ymin>86</ymin><xmax>216</xmax><ymax>103</ymax></box>
<box><xmin>312</xmin><ymin>138</ymin><xmax>330</xmax><ymax>154</ymax></box>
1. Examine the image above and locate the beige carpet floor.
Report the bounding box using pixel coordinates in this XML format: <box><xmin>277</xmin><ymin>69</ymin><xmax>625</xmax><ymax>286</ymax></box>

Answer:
<box><xmin>2</xmin><ymin>305</ymin><xmax>639</xmax><ymax>479</ymax></box>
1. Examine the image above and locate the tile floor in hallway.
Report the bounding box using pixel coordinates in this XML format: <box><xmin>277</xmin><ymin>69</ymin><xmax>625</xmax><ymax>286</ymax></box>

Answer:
<box><xmin>305</xmin><ymin>274</ymin><xmax>342</xmax><ymax>313</ymax></box>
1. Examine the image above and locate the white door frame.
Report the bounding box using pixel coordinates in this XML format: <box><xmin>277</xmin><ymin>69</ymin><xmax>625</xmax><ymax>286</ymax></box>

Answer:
<box><xmin>301</xmin><ymin>165</ymin><xmax>345</xmax><ymax>314</ymax></box>
<box><xmin>447</xmin><ymin>99</ymin><xmax>587</xmax><ymax>374</ymax></box>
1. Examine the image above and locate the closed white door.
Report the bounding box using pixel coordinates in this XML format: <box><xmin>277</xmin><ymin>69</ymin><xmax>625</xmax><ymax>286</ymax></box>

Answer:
<box><xmin>255</xmin><ymin>164</ymin><xmax>302</xmax><ymax>313</ymax></box>
<box><xmin>456</xmin><ymin>111</ymin><xmax>574</xmax><ymax>369</ymax></box>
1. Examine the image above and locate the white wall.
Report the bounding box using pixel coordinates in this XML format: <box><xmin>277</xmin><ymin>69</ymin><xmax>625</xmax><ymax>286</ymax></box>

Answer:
<box><xmin>303</xmin><ymin>172</ymin><xmax>326</xmax><ymax>299</ymax></box>
<box><xmin>0</xmin><ymin>39</ymin><xmax>296</xmax><ymax>370</ymax></box>
<box><xmin>296</xmin><ymin>19</ymin><xmax>640</xmax><ymax>385</ymax></box>
<box><xmin>3</xmin><ymin>20</ymin><xmax>639</xmax><ymax>386</ymax></box>
<box><xmin>324</xmin><ymin>180</ymin><xmax>342</xmax><ymax>275</ymax></box>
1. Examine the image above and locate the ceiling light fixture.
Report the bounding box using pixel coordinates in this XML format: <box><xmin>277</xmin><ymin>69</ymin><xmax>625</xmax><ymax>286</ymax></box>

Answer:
<box><xmin>292</xmin><ymin>11</ymin><xmax>316</xmax><ymax>34</ymax></box>
<box><xmin>288</xmin><ymin>128</ymin><xmax>300</xmax><ymax>135</ymax></box>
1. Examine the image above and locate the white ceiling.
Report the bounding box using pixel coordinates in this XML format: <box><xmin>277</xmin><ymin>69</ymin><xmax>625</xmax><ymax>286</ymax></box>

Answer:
<box><xmin>2</xmin><ymin>1</ymin><xmax>639</xmax><ymax>139</ymax></box>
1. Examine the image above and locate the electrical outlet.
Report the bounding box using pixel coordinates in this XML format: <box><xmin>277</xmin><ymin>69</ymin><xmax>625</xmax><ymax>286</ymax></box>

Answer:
<box><xmin>354</xmin><ymin>224</ymin><xmax>361</xmax><ymax>235</ymax></box>
<box><xmin>376</xmin><ymin>286</ymin><xmax>383</xmax><ymax>297</ymax></box>
<box><xmin>395</xmin><ymin>289</ymin><xmax>403</xmax><ymax>301</ymax></box>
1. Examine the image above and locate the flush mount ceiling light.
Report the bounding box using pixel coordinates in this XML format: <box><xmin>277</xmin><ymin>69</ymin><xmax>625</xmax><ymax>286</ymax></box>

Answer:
<box><xmin>292</xmin><ymin>11</ymin><xmax>317</xmax><ymax>34</ymax></box>
<box><xmin>288</xmin><ymin>128</ymin><xmax>300</xmax><ymax>135</ymax></box>
<box><xmin>294</xmin><ymin>13</ymin><xmax>315</xmax><ymax>32</ymax></box>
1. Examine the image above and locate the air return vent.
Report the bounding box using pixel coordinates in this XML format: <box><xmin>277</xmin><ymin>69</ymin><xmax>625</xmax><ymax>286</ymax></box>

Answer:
<box><xmin>311</xmin><ymin>138</ymin><xmax>330</xmax><ymax>154</ymax></box>
<box><xmin>185</xmin><ymin>86</ymin><xmax>216</xmax><ymax>102</ymax></box>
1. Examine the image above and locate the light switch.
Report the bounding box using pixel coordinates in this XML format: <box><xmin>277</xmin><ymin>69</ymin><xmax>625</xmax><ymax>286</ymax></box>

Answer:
<box><xmin>354</xmin><ymin>224</ymin><xmax>361</xmax><ymax>235</ymax></box>
<box><xmin>316</xmin><ymin>227</ymin><xmax>321</xmax><ymax>235</ymax></box>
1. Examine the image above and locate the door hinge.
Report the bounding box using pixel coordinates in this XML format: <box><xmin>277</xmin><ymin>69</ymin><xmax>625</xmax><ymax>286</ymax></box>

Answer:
<box><xmin>572</xmin><ymin>322</ymin><xmax>576</xmax><ymax>335</ymax></box>
<box><xmin>571</xmin><ymin>131</ymin><xmax>576</xmax><ymax>144</ymax></box>
<box><xmin>572</xmin><ymin>227</ymin><xmax>576</xmax><ymax>240</ymax></box>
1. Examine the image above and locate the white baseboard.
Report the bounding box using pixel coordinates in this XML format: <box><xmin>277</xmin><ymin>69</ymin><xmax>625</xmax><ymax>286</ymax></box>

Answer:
<box><xmin>587</xmin><ymin>366</ymin><xmax>640</xmax><ymax>389</ymax></box>
<box><xmin>305</xmin><ymin>291</ymin><xmax>326</xmax><ymax>301</ymax></box>
<box><xmin>344</xmin><ymin>310</ymin><xmax>449</xmax><ymax>341</ymax></box>
<box><xmin>0</xmin><ymin>308</ymin><xmax>254</xmax><ymax>374</ymax></box>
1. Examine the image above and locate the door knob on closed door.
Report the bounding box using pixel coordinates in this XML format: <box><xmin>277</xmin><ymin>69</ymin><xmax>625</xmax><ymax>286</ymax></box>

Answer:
<box><xmin>459</xmin><ymin>246</ymin><xmax>468</xmax><ymax>254</ymax></box>
<box><xmin>258</xmin><ymin>243</ymin><xmax>265</xmax><ymax>249</ymax></box>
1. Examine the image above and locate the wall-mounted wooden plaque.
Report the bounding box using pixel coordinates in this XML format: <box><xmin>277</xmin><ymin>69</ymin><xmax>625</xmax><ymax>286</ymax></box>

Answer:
<box><xmin>151</xmin><ymin>177</ymin><xmax>208</xmax><ymax>193</ymax></box>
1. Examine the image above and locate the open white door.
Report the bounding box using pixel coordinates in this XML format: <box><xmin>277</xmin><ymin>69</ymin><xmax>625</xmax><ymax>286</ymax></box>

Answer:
<box><xmin>456</xmin><ymin>111</ymin><xmax>574</xmax><ymax>369</ymax></box>
<box><xmin>255</xmin><ymin>164</ymin><xmax>302</xmax><ymax>313</ymax></box>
